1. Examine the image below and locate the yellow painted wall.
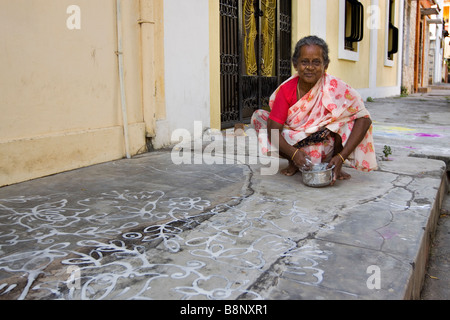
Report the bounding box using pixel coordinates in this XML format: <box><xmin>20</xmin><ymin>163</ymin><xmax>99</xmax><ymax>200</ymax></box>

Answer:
<box><xmin>154</xmin><ymin>0</ymin><xmax>167</xmax><ymax>122</ymax></box>
<box><xmin>0</xmin><ymin>0</ymin><xmax>153</xmax><ymax>186</ymax></box>
<box><xmin>376</xmin><ymin>0</ymin><xmax>400</xmax><ymax>87</ymax></box>
<box><xmin>292</xmin><ymin>0</ymin><xmax>311</xmax><ymax>40</ymax></box>
<box><xmin>292</xmin><ymin>0</ymin><xmax>400</xmax><ymax>90</ymax></box>
<box><xmin>288</xmin><ymin>0</ymin><xmax>377</xmax><ymax>89</ymax></box>
<box><xmin>209</xmin><ymin>0</ymin><xmax>221</xmax><ymax>131</ymax></box>
<box><xmin>140</xmin><ymin>0</ymin><xmax>167</xmax><ymax>137</ymax></box>
<box><xmin>326</xmin><ymin>0</ymin><xmax>371</xmax><ymax>89</ymax></box>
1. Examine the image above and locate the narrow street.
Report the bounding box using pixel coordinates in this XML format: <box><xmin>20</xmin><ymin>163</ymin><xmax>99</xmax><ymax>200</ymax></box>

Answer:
<box><xmin>0</xmin><ymin>88</ymin><xmax>448</xmax><ymax>301</ymax></box>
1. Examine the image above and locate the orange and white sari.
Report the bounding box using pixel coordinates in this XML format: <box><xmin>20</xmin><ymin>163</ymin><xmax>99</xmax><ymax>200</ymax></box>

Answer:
<box><xmin>251</xmin><ymin>73</ymin><xmax>378</xmax><ymax>172</ymax></box>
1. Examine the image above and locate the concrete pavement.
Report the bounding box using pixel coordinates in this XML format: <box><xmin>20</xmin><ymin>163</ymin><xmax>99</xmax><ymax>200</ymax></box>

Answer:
<box><xmin>369</xmin><ymin>85</ymin><xmax>450</xmax><ymax>169</ymax></box>
<box><xmin>421</xmin><ymin>183</ymin><xmax>450</xmax><ymax>300</ymax></box>
<box><xmin>0</xmin><ymin>87</ymin><xmax>448</xmax><ymax>301</ymax></box>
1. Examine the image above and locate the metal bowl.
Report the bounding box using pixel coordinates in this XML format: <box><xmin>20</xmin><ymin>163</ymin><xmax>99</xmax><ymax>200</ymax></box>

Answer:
<box><xmin>300</xmin><ymin>163</ymin><xmax>334</xmax><ymax>188</ymax></box>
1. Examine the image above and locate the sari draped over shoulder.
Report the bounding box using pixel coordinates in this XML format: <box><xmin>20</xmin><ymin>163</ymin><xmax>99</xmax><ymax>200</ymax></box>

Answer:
<box><xmin>251</xmin><ymin>73</ymin><xmax>378</xmax><ymax>172</ymax></box>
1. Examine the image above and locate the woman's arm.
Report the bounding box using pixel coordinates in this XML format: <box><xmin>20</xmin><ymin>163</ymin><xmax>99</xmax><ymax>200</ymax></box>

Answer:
<box><xmin>328</xmin><ymin>117</ymin><xmax>372</xmax><ymax>184</ymax></box>
<box><xmin>267</xmin><ymin>118</ymin><xmax>309</xmax><ymax>168</ymax></box>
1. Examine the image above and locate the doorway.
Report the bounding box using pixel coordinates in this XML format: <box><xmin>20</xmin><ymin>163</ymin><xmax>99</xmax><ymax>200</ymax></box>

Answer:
<box><xmin>219</xmin><ymin>0</ymin><xmax>292</xmax><ymax>129</ymax></box>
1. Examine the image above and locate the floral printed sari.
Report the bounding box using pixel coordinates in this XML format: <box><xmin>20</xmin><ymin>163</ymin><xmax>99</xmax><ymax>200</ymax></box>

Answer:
<box><xmin>251</xmin><ymin>73</ymin><xmax>378</xmax><ymax>172</ymax></box>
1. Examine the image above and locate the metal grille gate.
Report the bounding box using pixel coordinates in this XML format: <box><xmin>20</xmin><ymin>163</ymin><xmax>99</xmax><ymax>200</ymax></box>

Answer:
<box><xmin>220</xmin><ymin>0</ymin><xmax>292</xmax><ymax>129</ymax></box>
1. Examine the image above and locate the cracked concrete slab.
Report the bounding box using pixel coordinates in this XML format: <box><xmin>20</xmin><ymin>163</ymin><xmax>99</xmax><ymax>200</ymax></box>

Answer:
<box><xmin>0</xmin><ymin>150</ymin><xmax>446</xmax><ymax>300</ymax></box>
<box><xmin>0</xmin><ymin>91</ymin><xmax>448</xmax><ymax>301</ymax></box>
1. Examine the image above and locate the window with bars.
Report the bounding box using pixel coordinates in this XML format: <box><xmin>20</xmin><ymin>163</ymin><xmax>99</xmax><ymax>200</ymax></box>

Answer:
<box><xmin>387</xmin><ymin>0</ymin><xmax>399</xmax><ymax>61</ymax></box>
<box><xmin>344</xmin><ymin>0</ymin><xmax>364</xmax><ymax>52</ymax></box>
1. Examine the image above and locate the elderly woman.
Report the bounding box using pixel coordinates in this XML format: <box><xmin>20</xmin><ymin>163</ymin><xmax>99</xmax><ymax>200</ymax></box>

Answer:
<box><xmin>252</xmin><ymin>36</ymin><xmax>377</xmax><ymax>185</ymax></box>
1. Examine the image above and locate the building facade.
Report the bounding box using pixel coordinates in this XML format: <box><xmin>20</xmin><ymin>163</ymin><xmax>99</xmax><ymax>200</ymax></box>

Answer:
<box><xmin>428</xmin><ymin>0</ymin><xmax>445</xmax><ymax>84</ymax></box>
<box><xmin>0</xmin><ymin>0</ymin><xmax>415</xmax><ymax>187</ymax></box>
<box><xmin>0</xmin><ymin>0</ymin><xmax>165</xmax><ymax>186</ymax></box>
<box><xmin>401</xmin><ymin>0</ymin><xmax>444</xmax><ymax>94</ymax></box>
<box><xmin>209</xmin><ymin>0</ymin><xmax>405</xmax><ymax>130</ymax></box>
<box><xmin>444</xmin><ymin>0</ymin><xmax>450</xmax><ymax>61</ymax></box>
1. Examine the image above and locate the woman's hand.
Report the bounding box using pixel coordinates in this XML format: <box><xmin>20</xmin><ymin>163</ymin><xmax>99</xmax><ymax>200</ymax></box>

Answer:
<box><xmin>328</xmin><ymin>155</ymin><xmax>344</xmax><ymax>186</ymax></box>
<box><xmin>328</xmin><ymin>118</ymin><xmax>372</xmax><ymax>185</ymax></box>
<box><xmin>292</xmin><ymin>149</ymin><xmax>310</xmax><ymax>169</ymax></box>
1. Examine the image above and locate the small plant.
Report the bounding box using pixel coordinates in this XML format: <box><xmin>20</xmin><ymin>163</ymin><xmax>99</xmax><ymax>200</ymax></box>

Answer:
<box><xmin>382</xmin><ymin>145</ymin><xmax>392</xmax><ymax>160</ymax></box>
<box><xmin>400</xmin><ymin>86</ymin><xmax>408</xmax><ymax>97</ymax></box>
<box><xmin>367</xmin><ymin>97</ymin><xmax>374</xmax><ymax>102</ymax></box>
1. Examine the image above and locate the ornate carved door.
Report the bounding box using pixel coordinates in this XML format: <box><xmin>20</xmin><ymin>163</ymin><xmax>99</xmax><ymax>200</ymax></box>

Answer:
<box><xmin>220</xmin><ymin>0</ymin><xmax>292</xmax><ymax>129</ymax></box>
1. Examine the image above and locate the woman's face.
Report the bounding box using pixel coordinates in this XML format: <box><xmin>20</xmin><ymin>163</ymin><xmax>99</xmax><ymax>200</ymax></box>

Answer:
<box><xmin>295</xmin><ymin>45</ymin><xmax>328</xmax><ymax>86</ymax></box>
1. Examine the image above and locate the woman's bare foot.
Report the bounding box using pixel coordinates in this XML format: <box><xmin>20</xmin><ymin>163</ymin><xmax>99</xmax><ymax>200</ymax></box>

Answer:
<box><xmin>281</xmin><ymin>161</ymin><xmax>299</xmax><ymax>176</ymax></box>
<box><xmin>337</xmin><ymin>170</ymin><xmax>351</xmax><ymax>180</ymax></box>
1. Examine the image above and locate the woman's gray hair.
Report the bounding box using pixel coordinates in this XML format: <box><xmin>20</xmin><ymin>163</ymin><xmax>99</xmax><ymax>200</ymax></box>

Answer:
<box><xmin>292</xmin><ymin>35</ymin><xmax>330</xmax><ymax>68</ymax></box>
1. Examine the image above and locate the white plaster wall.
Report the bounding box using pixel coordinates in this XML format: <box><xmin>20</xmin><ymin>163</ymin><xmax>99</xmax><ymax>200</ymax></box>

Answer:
<box><xmin>164</xmin><ymin>0</ymin><xmax>211</xmax><ymax>142</ymax></box>
<box><xmin>310</xmin><ymin>0</ymin><xmax>327</xmax><ymax>40</ymax></box>
<box><xmin>432</xmin><ymin>0</ymin><xmax>444</xmax><ymax>83</ymax></box>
